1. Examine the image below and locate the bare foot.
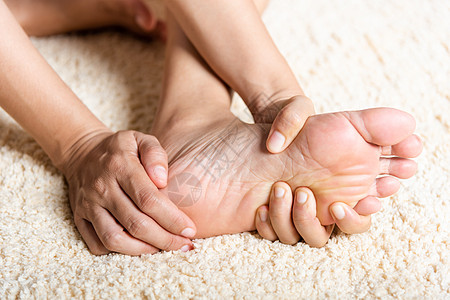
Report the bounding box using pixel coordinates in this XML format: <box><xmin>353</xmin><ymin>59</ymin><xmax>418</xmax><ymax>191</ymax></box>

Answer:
<box><xmin>156</xmin><ymin>108</ymin><xmax>422</xmax><ymax>238</ymax></box>
<box><xmin>5</xmin><ymin>0</ymin><xmax>163</xmax><ymax>37</ymax></box>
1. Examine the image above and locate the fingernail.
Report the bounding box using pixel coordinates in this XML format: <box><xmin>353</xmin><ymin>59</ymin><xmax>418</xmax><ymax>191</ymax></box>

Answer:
<box><xmin>181</xmin><ymin>227</ymin><xmax>195</xmax><ymax>238</ymax></box>
<box><xmin>268</xmin><ymin>131</ymin><xmax>286</xmax><ymax>152</ymax></box>
<box><xmin>180</xmin><ymin>245</ymin><xmax>192</xmax><ymax>252</ymax></box>
<box><xmin>154</xmin><ymin>165</ymin><xmax>167</xmax><ymax>182</ymax></box>
<box><xmin>331</xmin><ymin>204</ymin><xmax>346</xmax><ymax>220</ymax></box>
<box><xmin>274</xmin><ymin>186</ymin><xmax>285</xmax><ymax>198</ymax></box>
<box><xmin>297</xmin><ymin>191</ymin><xmax>307</xmax><ymax>204</ymax></box>
<box><xmin>259</xmin><ymin>210</ymin><xmax>268</xmax><ymax>222</ymax></box>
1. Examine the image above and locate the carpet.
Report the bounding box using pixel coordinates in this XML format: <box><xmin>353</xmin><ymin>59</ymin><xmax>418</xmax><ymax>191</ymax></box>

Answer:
<box><xmin>1</xmin><ymin>0</ymin><xmax>449</xmax><ymax>298</ymax></box>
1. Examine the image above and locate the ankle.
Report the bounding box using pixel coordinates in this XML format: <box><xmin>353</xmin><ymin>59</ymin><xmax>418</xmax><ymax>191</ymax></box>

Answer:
<box><xmin>151</xmin><ymin>107</ymin><xmax>234</xmax><ymax>140</ymax></box>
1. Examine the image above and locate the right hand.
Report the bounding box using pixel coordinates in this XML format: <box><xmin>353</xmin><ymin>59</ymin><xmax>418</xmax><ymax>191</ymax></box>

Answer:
<box><xmin>61</xmin><ymin>129</ymin><xmax>197</xmax><ymax>255</ymax></box>
<box><xmin>255</xmin><ymin>182</ymin><xmax>381</xmax><ymax>247</ymax></box>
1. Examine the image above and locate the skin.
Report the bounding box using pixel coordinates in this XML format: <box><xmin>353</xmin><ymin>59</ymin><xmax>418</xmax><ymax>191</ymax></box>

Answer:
<box><xmin>152</xmin><ymin>12</ymin><xmax>422</xmax><ymax>239</ymax></box>
<box><xmin>163</xmin><ymin>0</ymin><xmax>386</xmax><ymax>242</ymax></box>
<box><xmin>4</xmin><ymin>0</ymin><xmax>165</xmax><ymax>37</ymax></box>
<box><xmin>256</xmin><ymin>183</ymin><xmax>384</xmax><ymax>246</ymax></box>
<box><xmin>1</xmin><ymin>0</ymin><xmax>404</xmax><ymax>254</ymax></box>
<box><xmin>0</xmin><ymin>1</ymin><xmax>195</xmax><ymax>255</ymax></box>
<box><xmin>165</xmin><ymin>0</ymin><xmax>314</xmax><ymax>153</ymax></box>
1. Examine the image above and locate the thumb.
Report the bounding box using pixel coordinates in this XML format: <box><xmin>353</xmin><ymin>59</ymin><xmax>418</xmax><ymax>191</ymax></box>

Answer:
<box><xmin>134</xmin><ymin>132</ymin><xmax>169</xmax><ymax>188</ymax></box>
<box><xmin>266</xmin><ymin>95</ymin><xmax>315</xmax><ymax>153</ymax></box>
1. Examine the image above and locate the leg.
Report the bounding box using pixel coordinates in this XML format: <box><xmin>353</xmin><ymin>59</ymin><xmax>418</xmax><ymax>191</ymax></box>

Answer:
<box><xmin>151</xmin><ymin>11</ymin><xmax>236</xmax><ymax>149</ymax></box>
<box><xmin>4</xmin><ymin>0</ymin><xmax>162</xmax><ymax>36</ymax></box>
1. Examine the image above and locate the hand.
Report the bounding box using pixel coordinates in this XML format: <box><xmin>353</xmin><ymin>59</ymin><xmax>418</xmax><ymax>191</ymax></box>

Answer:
<box><xmin>255</xmin><ymin>182</ymin><xmax>381</xmax><ymax>247</ymax></box>
<box><xmin>61</xmin><ymin>130</ymin><xmax>197</xmax><ymax>255</ymax></box>
<box><xmin>255</xmin><ymin>95</ymin><xmax>315</xmax><ymax>154</ymax></box>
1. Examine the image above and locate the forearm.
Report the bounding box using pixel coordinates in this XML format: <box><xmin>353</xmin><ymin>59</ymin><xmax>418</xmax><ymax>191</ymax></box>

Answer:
<box><xmin>0</xmin><ymin>1</ymin><xmax>109</xmax><ymax>169</ymax></box>
<box><xmin>166</xmin><ymin>0</ymin><xmax>305</xmax><ymax>113</ymax></box>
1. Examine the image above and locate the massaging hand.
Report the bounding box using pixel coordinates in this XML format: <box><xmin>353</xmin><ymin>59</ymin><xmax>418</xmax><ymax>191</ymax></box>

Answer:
<box><xmin>258</xmin><ymin>95</ymin><xmax>381</xmax><ymax>246</ymax></box>
<box><xmin>256</xmin><ymin>184</ymin><xmax>381</xmax><ymax>247</ymax></box>
<box><xmin>61</xmin><ymin>130</ymin><xmax>196</xmax><ymax>255</ymax></box>
<box><xmin>262</xmin><ymin>95</ymin><xmax>315</xmax><ymax>153</ymax></box>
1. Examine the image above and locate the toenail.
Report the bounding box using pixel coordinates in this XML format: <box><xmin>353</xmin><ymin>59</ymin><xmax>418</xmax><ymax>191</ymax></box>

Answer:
<box><xmin>181</xmin><ymin>228</ymin><xmax>195</xmax><ymax>238</ymax></box>
<box><xmin>274</xmin><ymin>187</ymin><xmax>285</xmax><ymax>198</ymax></box>
<box><xmin>259</xmin><ymin>210</ymin><xmax>268</xmax><ymax>222</ymax></box>
<box><xmin>331</xmin><ymin>205</ymin><xmax>346</xmax><ymax>220</ymax></box>
<box><xmin>297</xmin><ymin>191</ymin><xmax>307</xmax><ymax>204</ymax></box>
<box><xmin>268</xmin><ymin>131</ymin><xmax>286</xmax><ymax>152</ymax></box>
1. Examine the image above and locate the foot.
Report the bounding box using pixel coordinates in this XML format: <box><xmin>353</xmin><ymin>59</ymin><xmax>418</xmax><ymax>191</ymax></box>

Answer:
<box><xmin>5</xmin><ymin>0</ymin><xmax>164</xmax><ymax>37</ymax></box>
<box><xmin>156</xmin><ymin>108</ymin><xmax>422</xmax><ymax>238</ymax></box>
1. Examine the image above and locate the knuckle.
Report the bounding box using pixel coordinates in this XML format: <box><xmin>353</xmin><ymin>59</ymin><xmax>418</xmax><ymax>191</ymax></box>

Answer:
<box><xmin>161</xmin><ymin>235</ymin><xmax>178</xmax><ymax>251</ymax></box>
<box><xmin>144</xmin><ymin>145</ymin><xmax>167</xmax><ymax>162</ymax></box>
<box><xmin>270</xmin><ymin>209</ymin><xmax>286</xmax><ymax>220</ymax></box>
<box><xmin>278</xmin><ymin>109</ymin><xmax>303</xmax><ymax>129</ymax></box>
<box><xmin>106</xmin><ymin>154</ymin><xmax>124</xmax><ymax>172</ymax></box>
<box><xmin>165</xmin><ymin>213</ymin><xmax>184</xmax><ymax>232</ymax></box>
<box><xmin>92</xmin><ymin>178</ymin><xmax>108</xmax><ymax>198</ymax></box>
<box><xmin>145</xmin><ymin>134</ymin><xmax>159</xmax><ymax>145</ymax></box>
<box><xmin>125</xmin><ymin>216</ymin><xmax>148</xmax><ymax>237</ymax></box>
<box><xmin>270</xmin><ymin>203</ymin><xmax>291</xmax><ymax>219</ymax></box>
<box><xmin>77</xmin><ymin>201</ymin><xmax>91</xmax><ymax>217</ymax></box>
<box><xmin>101</xmin><ymin>230</ymin><xmax>122</xmax><ymax>251</ymax></box>
<box><xmin>136</xmin><ymin>189</ymin><xmax>159</xmax><ymax>211</ymax></box>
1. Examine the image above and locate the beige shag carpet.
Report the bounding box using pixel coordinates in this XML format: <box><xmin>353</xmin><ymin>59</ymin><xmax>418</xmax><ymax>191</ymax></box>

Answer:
<box><xmin>1</xmin><ymin>0</ymin><xmax>449</xmax><ymax>298</ymax></box>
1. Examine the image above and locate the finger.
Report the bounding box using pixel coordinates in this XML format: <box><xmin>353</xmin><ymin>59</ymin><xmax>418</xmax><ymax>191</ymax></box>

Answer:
<box><xmin>117</xmin><ymin>163</ymin><xmax>197</xmax><ymax>239</ymax></box>
<box><xmin>379</xmin><ymin>157</ymin><xmax>418</xmax><ymax>179</ymax></box>
<box><xmin>268</xmin><ymin>182</ymin><xmax>300</xmax><ymax>244</ymax></box>
<box><xmin>135</xmin><ymin>132</ymin><xmax>169</xmax><ymax>188</ymax></box>
<box><xmin>292</xmin><ymin>187</ymin><xmax>334</xmax><ymax>248</ymax></box>
<box><xmin>255</xmin><ymin>205</ymin><xmax>278</xmax><ymax>241</ymax></box>
<box><xmin>106</xmin><ymin>188</ymin><xmax>194</xmax><ymax>252</ymax></box>
<box><xmin>266</xmin><ymin>96</ymin><xmax>314</xmax><ymax>153</ymax></box>
<box><xmin>74</xmin><ymin>216</ymin><xmax>110</xmax><ymax>255</ymax></box>
<box><xmin>370</xmin><ymin>176</ymin><xmax>401</xmax><ymax>198</ymax></box>
<box><xmin>330</xmin><ymin>202</ymin><xmax>372</xmax><ymax>234</ymax></box>
<box><xmin>381</xmin><ymin>134</ymin><xmax>422</xmax><ymax>158</ymax></box>
<box><xmin>89</xmin><ymin>207</ymin><xmax>160</xmax><ymax>256</ymax></box>
<box><xmin>353</xmin><ymin>196</ymin><xmax>382</xmax><ymax>215</ymax></box>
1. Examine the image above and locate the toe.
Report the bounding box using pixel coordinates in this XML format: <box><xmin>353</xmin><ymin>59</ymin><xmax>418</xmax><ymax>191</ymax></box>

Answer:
<box><xmin>379</xmin><ymin>157</ymin><xmax>418</xmax><ymax>179</ymax></box>
<box><xmin>353</xmin><ymin>196</ymin><xmax>382</xmax><ymax>215</ymax></box>
<box><xmin>381</xmin><ymin>134</ymin><xmax>423</xmax><ymax>158</ymax></box>
<box><xmin>349</xmin><ymin>108</ymin><xmax>417</xmax><ymax>146</ymax></box>
<box><xmin>372</xmin><ymin>176</ymin><xmax>400</xmax><ymax>198</ymax></box>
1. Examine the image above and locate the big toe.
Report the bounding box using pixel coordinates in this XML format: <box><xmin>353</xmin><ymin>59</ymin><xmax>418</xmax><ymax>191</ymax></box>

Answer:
<box><xmin>347</xmin><ymin>108</ymin><xmax>417</xmax><ymax>146</ymax></box>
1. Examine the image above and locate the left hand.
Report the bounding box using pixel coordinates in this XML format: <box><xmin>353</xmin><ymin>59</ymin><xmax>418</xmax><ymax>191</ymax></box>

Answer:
<box><xmin>255</xmin><ymin>182</ymin><xmax>381</xmax><ymax>247</ymax></box>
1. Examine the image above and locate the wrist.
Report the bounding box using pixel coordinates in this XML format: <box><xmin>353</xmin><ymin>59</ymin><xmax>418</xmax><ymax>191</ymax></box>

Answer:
<box><xmin>54</xmin><ymin>127</ymin><xmax>113</xmax><ymax>174</ymax></box>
